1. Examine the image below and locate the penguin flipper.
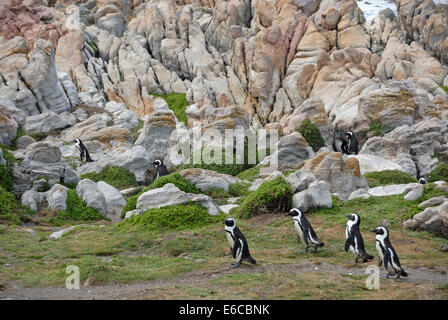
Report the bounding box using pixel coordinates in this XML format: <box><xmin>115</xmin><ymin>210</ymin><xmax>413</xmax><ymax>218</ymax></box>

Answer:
<box><xmin>344</xmin><ymin>236</ymin><xmax>353</xmax><ymax>252</ymax></box>
<box><xmin>232</xmin><ymin>239</ymin><xmax>241</xmax><ymax>259</ymax></box>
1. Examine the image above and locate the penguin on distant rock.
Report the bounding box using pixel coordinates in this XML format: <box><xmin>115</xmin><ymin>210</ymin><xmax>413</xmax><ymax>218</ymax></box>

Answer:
<box><xmin>370</xmin><ymin>226</ymin><xmax>408</xmax><ymax>279</ymax></box>
<box><xmin>285</xmin><ymin>208</ymin><xmax>324</xmax><ymax>253</ymax></box>
<box><xmin>419</xmin><ymin>177</ymin><xmax>427</xmax><ymax>185</ymax></box>
<box><xmin>151</xmin><ymin>159</ymin><xmax>169</xmax><ymax>183</ymax></box>
<box><xmin>344</xmin><ymin>213</ymin><xmax>374</xmax><ymax>263</ymax></box>
<box><xmin>223</xmin><ymin>218</ymin><xmax>256</xmax><ymax>268</ymax></box>
<box><xmin>344</xmin><ymin>131</ymin><xmax>358</xmax><ymax>155</ymax></box>
<box><xmin>74</xmin><ymin>138</ymin><xmax>94</xmax><ymax>163</ymax></box>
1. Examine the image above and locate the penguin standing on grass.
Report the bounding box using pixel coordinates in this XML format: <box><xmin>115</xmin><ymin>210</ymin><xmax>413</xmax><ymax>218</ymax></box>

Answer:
<box><xmin>370</xmin><ymin>226</ymin><xmax>408</xmax><ymax>279</ymax></box>
<box><xmin>74</xmin><ymin>138</ymin><xmax>94</xmax><ymax>163</ymax></box>
<box><xmin>285</xmin><ymin>208</ymin><xmax>324</xmax><ymax>253</ymax></box>
<box><xmin>223</xmin><ymin>218</ymin><xmax>256</xmax><ymax>268</ymax></box>
<box><xmin>151</xmin><ymin>159</ymin><xmax>169</xmax><ymax>183</ymax></box>
<box><xmin>344</xmin><ymin>213</ymin><xmax>374</xmax><ymax>263</ymax></box>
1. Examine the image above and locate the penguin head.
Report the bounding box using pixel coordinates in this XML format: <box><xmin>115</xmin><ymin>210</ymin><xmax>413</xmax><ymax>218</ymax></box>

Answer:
<box><xmin>419</xmin><ymin>177</ymin><xmax>427</xmax><ymax>185</ymax></box>
<box><xmin>74</xmin><ymin>138</ymin><xmax>81</xmax><ymax>144</ymax></box>
<box><xmin>345</xmin><ymin>131</ymin><xmax>354</xmax><ymax>139</ymax></box>
<box><xmin>370</xmin><ymin>226</ymin><xmax>388</xmax><ymax>238</ymax></box>
<box><xmin>345</xmin><ymin>213</ymin><xmax>359</xmax><ymax>223</ymax></box>
<box><xmin>285</xmin><ymin>208</ymin><xmax>302</xmax><ymax>218</ymax></box>
<box><xmin>223</xmin><ymin>218</ymin><xmax>236</xmax><ymax>227</ymax></box>
<box><xmin>153</xmin><ymin>160</ymin><xmax>162</xmax><ymax>166</ymax></box>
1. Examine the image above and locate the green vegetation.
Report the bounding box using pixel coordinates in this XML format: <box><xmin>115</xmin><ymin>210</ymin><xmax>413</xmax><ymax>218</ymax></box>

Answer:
<box><xmin>87</xmin><ymin>41</ymin><xmax>100</xmax><ymax>57</ymax></box>
<box><xmin>36</xmin><ymin>177</ymin><xmax>51</xmax><ymax>193</ymax></box>
<box><xmin>153</xmin><ymin>92</ymin><xmax>189</xmax><ymax>126</ymax></box>
<box><xmin>364</xmin><ymin>170</ymin><xmax>418</xmax><ymax>188</ymax></box>
<box><xmin>231</xmin><ymin>176</ymin><xmax>293</xmax><ymax>219</ymax></box>
<box><xmin>49</xmin><ymin>189</ymin><xmax>106</xmax><ymax>226</ymax></box>
<box><xmin>236</xmin><ymin>166</ymin><xmax>261</xmax><ymax>182</ymax></box>
<box><xmin>80</xmin><ymin>165</ymin><xmax>137</xmax><ymax>189</ymax></box>
<box><xmin>0</xmin><ymin>144</ymin><xmax>15</xmax><ymax>191</ymax></box>
<box><xmin>368</xmin><ymin>122</ymin><xmax>393</xmax><ymax>137</ymax></box>
<box><xmin>0</xmin><ymin>186</ymin><xmax>33</xmax><ymax>226</ymax></box>
<box><xmin>133</xmin><ymin>119</ymin><xmax>144</xmax><ymax>142</ymax></box>
<box><xmin>310</xmin><ymin>183</ymin><xmax>448</xmax><ymax>226</ymax></box>
<box><xmin>298</xmin><ymin>119</ymin><xmax>325</xmax><ymax>152</ymax></box>
<box><xmin>428</xmin><ymin>163</ymin><xmax>448</xmax><ymax>182</ymax></box>
<box><xmin>117</xmin><ymin>203</ymin><xmax>225</xmax><ymax>233</ymax></box>
<box><xmin>228</xmin><ymin>181</ymin><xmax>251</xmax><ymax>197</ymax></box>
<box><xmin>441</xmin><ymin>85</ymin><xmax>448</xmax><ymax>95</ymax></box>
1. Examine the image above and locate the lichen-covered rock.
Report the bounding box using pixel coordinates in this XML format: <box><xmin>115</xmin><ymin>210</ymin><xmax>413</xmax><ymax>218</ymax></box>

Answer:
<box><xmin>179</xmin><ymin>168</ymin><xmax>241</xmax><ymax>192</ymax></box>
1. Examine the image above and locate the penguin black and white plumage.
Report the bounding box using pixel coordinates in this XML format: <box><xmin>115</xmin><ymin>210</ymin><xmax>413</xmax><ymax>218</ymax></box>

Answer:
<box><xmin>419</xmin><ymin>177</ymin><xmax>427</xmax><ymax>185</ymax></box>
<box><xmin>344</xmin><ymin>131</ymin><xmax>358</xmax><ymax>155</ymax></box>
<box><xmin>151</xmin><ymin>159</ymin><xmax>169</xmax><ymax>183</ymax></box>
<box><xmin>74</xmin><ymin>138</ymin><xmax>94</xmax><ymax>163</ymax></box>
<box><xmin>285</xmin><ymin>208</ymin><xmax>324</xmax><ymax>253</ymax></box>
<box><xmin>223</xmin><ymin>218</ymin><xmax>256</xmax><ymax>268</ymax></box>
<box><xmin>344</xmin><ymin>213</ymin><xmax>374</xmax><ymax>263</ymax></box>
<box><xmin>370</xmin><ymin>226</ymin><xmax>408</xmax><ymax>279</ymax></box>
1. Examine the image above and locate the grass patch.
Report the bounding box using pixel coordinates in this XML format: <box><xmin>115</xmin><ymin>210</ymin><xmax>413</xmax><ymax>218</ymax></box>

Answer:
<box><xmin>49</xmin><ymin>189</ymin><xmax>107</xmax><ymax>226</ymax></box>
<box><xmin>153</xmin><ymin>92</ymin><xmax>189</xmax><ymax>126</ymax></box>
<box><xmin>428</xmin><ymin>163</ymin><xmax>448</xmax><ymax>182</ymax></box>
<box><xmin>0</xmin><ymin>186</ymin><xmax>33</xmax><ymax>226</ymax></box>
<box><xmin>364</xmin><ymin>170</ymin><xmax>417</xmax><ymax>188</ymax></box>
<box><xmin>228</xmin><ymin>182</ymin><xmax>251</xmax><ymax>197</ymax></box>
<box><xmin>117</xmin><ymin>203</ymin><xmax>225</xmax><ymax>232</ymax></box>
<box><xmin>368</xmin><ymin>122</ymin><xmax>393</xmax><ymax>137</ymax></box>
<box><xmin>231</xmin><ymin>176</ymin><xmax>292</xmax><ymax>219</ymax></box>
<box><xmin>298</xmin><ymin>119</ymin><xmax>325</xmax><ymax>152</ymax></box>
<box><xmin>80</xmin><ymin>165</ymin><xmax>137</xmax><ymax>189</ymax></box>
<box><xmin>236</xmin><ymin>166</ymin><xmax>261</xmax><ymax>182</ymax></box>
<box><xmin>441</xmin><ymin>86</ymin><xmax>448</xmax><ymax>95</ymax></box>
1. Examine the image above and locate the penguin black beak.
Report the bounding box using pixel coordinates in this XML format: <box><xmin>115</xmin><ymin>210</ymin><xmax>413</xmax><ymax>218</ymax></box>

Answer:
<box><xmin>285</xmin><ymin>212</ymin><xmax>290</xmax><ymax>216</ymax></box>
<box><xmin>370</xmin><ymin>228</ymin><xmax>378</xmax><ymax>233</ymax></box>
<box><xmin>223</xmin><ymin>220</ymin><xmax>226</xmax><ymax>224</ymax></box>
<box><xmin>344</xmin><ymin>214</ymin><xmax>351</xmax><ymax>219</ymax></box>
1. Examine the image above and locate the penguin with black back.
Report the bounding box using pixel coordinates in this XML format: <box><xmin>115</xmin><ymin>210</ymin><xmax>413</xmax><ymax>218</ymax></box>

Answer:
<box><xmin>223</xmin><ymin>218</ymin><xmax>256</xmax><ymax>268</ymax></box>
<box><xmin>74</xmin><ymin>138</ymin><xmax>94</xmax><ymax>162</ymax></box>
<box><xmin>344</xmin><ymin>213</ymin><xmax>374</xmax><ymax>263</ymax></box>
<box><xmin>285</xmin><ymin>208</ymin><xmax>325</xmax><ymax>253</ymax></box>
<box><xmin>151</xmin><ymin>159</ymin><xmax>169</xmax><ymax>183</ymax></box>
<box><xmin>370</xmin><ymin>226</ymin><xmax>408</xmax><ymax>279</ymax></box>
<box><xmin>345</xmin><ymin>131</ymin><xmax>359</xmax><ymax>155</ymax></box>
<box><xmin>419</xmin><ymin>177</ymin><xmax>427</xmax><ymax>185</ymax></box>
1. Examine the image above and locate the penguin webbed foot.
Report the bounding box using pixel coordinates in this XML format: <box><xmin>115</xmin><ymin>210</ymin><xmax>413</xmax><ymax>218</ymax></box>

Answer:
<box><xmin>230</xmin><ymin>262</ymin><xmax>241</xmax><ymax>268</ymax></box>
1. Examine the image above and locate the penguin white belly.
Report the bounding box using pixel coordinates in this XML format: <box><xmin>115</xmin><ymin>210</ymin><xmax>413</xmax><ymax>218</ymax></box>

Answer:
<box><xmin>376</xmin><ymin>242</ymin><xmax>384</xmax><ymax>261</ymax></box>
<box><xmin>226</xmin><ymin>232</ymin><xmax>234</xmax><ymax>249</ymax></box>
<box><xmin>294</xmin><ymin>221</ymin><xmax>303</xmax><ymax>241</ymax></box>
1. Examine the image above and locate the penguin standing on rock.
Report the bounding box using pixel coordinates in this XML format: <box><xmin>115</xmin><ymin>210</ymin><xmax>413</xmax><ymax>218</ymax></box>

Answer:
<box><xmin>74</xmin><ymin>138</ymin><xmax>94</xmax><ymax>163</ymax></box>
<box><xmin>344</xmin><ymin>131</ymin><xmax>359</xmax><ymax>155</ymax></box>
<box><xmin>419</xmin><ymin>177</ymin><xmax>427</xmax><ymax>185</ymax></box>
<box><xmin>151</xmin><ymin>160</ymin><xmax>169</xmax><ymax>183</ymax></box>
<box><xmin>285</xmin><ymin>208</ymin><xmax>324</xmax><ymax>253</ymax></box>
<box><xmin>344</xmin><ymin>213</ymin><xmax>374</xmax><ymax>263</ymax></box>
<box><xmin>223</xmin><ymin>218</ymin><xmax>256</xmax><ymax>268</ymax></box>
<box><xmin>371</xmin><ymin>226</ymin><xmax>408</xmax><ymax>279</ymax></box>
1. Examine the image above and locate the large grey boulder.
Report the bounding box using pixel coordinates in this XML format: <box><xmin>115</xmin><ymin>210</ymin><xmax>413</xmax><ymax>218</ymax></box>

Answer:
<box><xmin>263</xmin><ymin>132</ymin><xmax>314</xmax><ymax>167</ymax></box>
<box><xmin>46</xmin><ymin>184</ymin><xmax>68</xmax><ymax>211</ymax></box>
<box><xmin>348</xmin><ymin>154</ymin><xmax>406</xmax><ymax>175</ymax></box>
<box><xmin>76</xmin><ymin>179</ymin><xmax>106</xmax><ymax>215</ymax></box>
<box><xmin>179</xmin><ymin>168</ymin><xmax>241</xmax><ymax>192</ymax></box>
<box><xmin>96</xmin><ymin>181</ymin><xmax>126</xmax><ymax>221</ymax></box>
<box><xmin>13</xmin><ymin>141</ymin><xmax>80</xmax><ymax>194</ymax></box>
<box><xmin>125</xmin><ymin>183</ymin><xmax>222</xmax><ymax>218</ymax></box>
<box><xmin>404</xmin><ymin>185</ymin><xmax>424</xmax><ymax>201</ymax></box>
<box><xmin>286</xmin><ymin>170</ymin><xmax>317</xmax><ymax>193</ymax></box>
<box><xmin>15</xmin><ymin>135</ymin><xmax>36</xmax><ymax>150</ymax></box>
<box><xmin>24</xmin><ymin>111</ymin><xmax>69</xmax><ymax>134</ymax></box>
<box><xmin>104</xmin><ymin>101</ymin><xmax>139</xmax><ymax>132</ymax></box>
<box><xmin>21</xmin><ymin>189</ymin><xmax>45</xmax><ymax>212</ymax></box>
<box><xmin>404</xmin><ymin>200</ymin><xmax>448</xmax><ymax>238</ymax></box>
<box><xmin>291</xmin><ymin>180</ymin><xmax>332</xmax><ymax>212</ymax></box>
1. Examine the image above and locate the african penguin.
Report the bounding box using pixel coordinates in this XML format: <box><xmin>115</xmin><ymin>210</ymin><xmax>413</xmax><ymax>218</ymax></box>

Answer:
<box><xmin>344</xmin><ymin>131</ymin><xmax>358</xmax><ymax>155</ymax></box>
<box><xmin>285</xmin><ymin>208</ymin><xmax>324</xmax><ymax>253</ymax></box>
<box><xmin>223</xmin><ymin>218</ymin><xmax>256</xmax><ymax>268</ymax></box>
<box><xmin>151</xmin><ymin>159</ymin><xmax>169</xmax><ymax>183</ymax></box>
<box><xmin>344</xmin><ymin>213</ymin><xmax>374</xmax><ymax>263</ymax></box>
<box><xmin>74</xmin><ymin>138</ymin><xmax>94</xmax><ymax>163</ymax></box>
<box><xmin>370</xmin><ymin>226</ymin><xmax>408</xmax><ymax>279</ymax></box>
<box><xmin>419</xmin><ymin>177</ymin><xmax>427</xmax><ymax>185</ymax></box>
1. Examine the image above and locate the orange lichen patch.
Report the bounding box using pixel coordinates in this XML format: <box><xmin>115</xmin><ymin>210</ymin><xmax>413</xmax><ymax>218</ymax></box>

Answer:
<box><xmin>83</xmin><ymin>127</ymin><xmax>132</xmax><ymax>143</ymax></box>
<box><xmin>343</xmin><ymin>157</ymin><xmax>361</xmax><ymax>178</ymax></box>
<box><xmin>146</xmin><ymin>114</ymin><xmax>176</xmax><ymax>128</ymax></box>
<box><xmin>305</xmin><ymin>151</ymin><xmax>331</xmax><ymax>171</ymax></box>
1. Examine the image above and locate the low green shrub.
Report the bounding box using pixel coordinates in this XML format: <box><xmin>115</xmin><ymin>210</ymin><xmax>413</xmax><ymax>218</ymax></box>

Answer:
<box><xmin>0</xmin><ymin>186</ymin><xmax>33</xmax><ymax>226</ymax></box>
<box><xmin>0</xmin><ymin>144</ymin><xmax>15</xmax><ymax>191</ymax></box>
<box><xmin>153</xmin><ymin>92</ymin><xmax>189</xmax><ymax>126</ymax></box>
<box><xmin>231</xmin><ymin>176</ymin><xmax>293</xmax><ymax>219</ymax></box>
<box><xmin>236</xmin><ymin>166</ymin><xmax>261</xmax><ymax>182</ymax></box>
<box><xmin>117</xmin><ymin>202</ymin><xmax>225</xmax><ymax>232</ymax></box>
<box><xmin>298</xmin><ymin>119</ymin><xmax>325</xmax><ymax>152</ymax></box>
<box><xmin>441</xmin><ymin>85</ymin><xmax>448</xmax><ymax>95</ymax></box>
<box><xmin>364</xmin><ymin>170</ymin><xmax>417</xmax><ymax>188</ymax></box>
<box><xmin>80</xmin><ymin>165</ymin><xmax>137</xmax><ymax>189</ymax></box>
<box><xmin>428</xmin><ymin>163</ymin><xmax>448</xmax><ymax>183</ymax></box>
<box><xmin>37</xmin><ymin>177</ymin><xmax>51</xmax><ymax>193</ymax></box>
<box><xmin>368</xmin><ymin>122</ymin><xmax>393</xmax><ymax>137</ymax></box>
<box><xmin>50</xmin><ymin>189</ymin><xmax>105</xmax><ymax>225</ymax></box>
<box><xmin>228</xmin><ymin>182</ymin><xmax>250</xmax><ymax>197</ymax></box>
